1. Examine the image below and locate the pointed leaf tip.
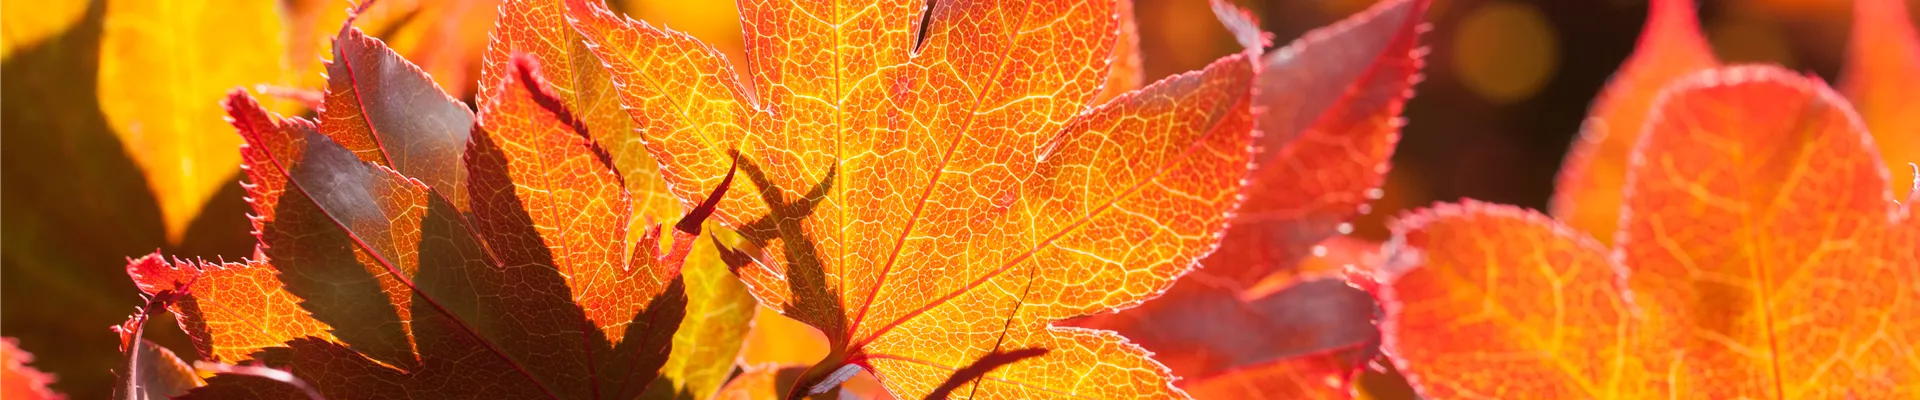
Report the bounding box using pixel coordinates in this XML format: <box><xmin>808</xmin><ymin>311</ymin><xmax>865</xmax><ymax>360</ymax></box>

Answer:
<box><xmin>1210</xmin><ymin>0</ymin><xmax>1265</xmax><ymax>51</ymax></box>
<box><xmin>677</xmin><ymin>154</ymin><xmax>738</xmax><ymax>235</ymax></box>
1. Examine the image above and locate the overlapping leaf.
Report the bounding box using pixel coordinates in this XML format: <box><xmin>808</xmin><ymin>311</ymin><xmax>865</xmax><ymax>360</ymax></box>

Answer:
<box><xmin>126</xmin><ymin>15</ymin><xmax>478</xmax><ymax>365</ymax></box>
<box><xmin>96</xmin><ymin>0</ymin><xmax>292</xmax><ymax>243</ymax></box>
<box><xmin>122</xmin><ymin>14</ymin><xmax>732</xmax><ymax>398</ymax></box>
<box><xmin>1372</xmin><ymin>66</ymin><xmax>1920</xmax><ymax>398</ymax></box>
<box><xmin>1067</xmin><ymin>0</ymin><xmax>1424</xmax><ymax>393</ymax></box>
<box><xmin>480</xmin><ymin>0</ymin><xmax>758</xmax><ymax>396</ymax></box>
<box><xmin>564</xmin><ymin>0</ymin><xmax>1257</xmax><ymax>396</ymax></box>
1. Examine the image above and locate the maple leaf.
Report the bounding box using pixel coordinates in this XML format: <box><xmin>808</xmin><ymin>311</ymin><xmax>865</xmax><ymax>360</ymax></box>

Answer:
<box><xmin>1</xmin><ymin>337</ymin><xmax>63</xmax><ymax>400</ymax></box>
<box><xmin>96</xmin><ymin>0</ymin><xmax>293</xmax><ymax>243</ymax></box>
<box><xmin>565</xmin><ymin>0</ymin><xmax>1257</xmax><ymax>397</ymax></box>
<box><xmin>1065</xmin><ymin>0</ymin><xmax>1424</xmax><ymax>393</ymax></box>
<box><xmin>1369</xmin><ymin>66</ymin><xmax>1920</xmax><ymax>398</ymax></box>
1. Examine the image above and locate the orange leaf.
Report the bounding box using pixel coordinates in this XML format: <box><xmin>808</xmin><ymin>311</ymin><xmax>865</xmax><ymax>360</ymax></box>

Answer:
<box><xmin>567</xmin><ymin>0</ymin><xmax>1256</xmax><ymax>396</ymax></box>
<box><xmin>1375</xmin><ymin>66</ymin><xmax>1920</xmax><ymax>398</ymax></box>
<box><xmin>1840</xmin><ymin>0</ymin><xmax>1920</xmax><ymax>189</ymax></box>
<box><xmin>1</xmin><ymin>338</ymin><xmax>63</xmax><ymax>400</ymax></box>
<box><xmin>1551</xmin><ymin>0</ymin><xmax>1718</xmax><ymax>244</ymax></box>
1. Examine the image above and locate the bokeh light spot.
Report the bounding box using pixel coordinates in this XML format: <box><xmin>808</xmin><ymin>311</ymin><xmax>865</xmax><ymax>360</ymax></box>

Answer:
<box><xmin>1451</xmin><ymin>0</ymin><xmax>1558</xmax><ymax>103</ymax></box>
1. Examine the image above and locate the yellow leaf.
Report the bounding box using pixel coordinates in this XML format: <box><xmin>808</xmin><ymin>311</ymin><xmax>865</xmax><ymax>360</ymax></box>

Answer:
<box><xmin>97</xmin><ymin>0</ymin><xmax>290</xmax><ymax>243</ymax></box>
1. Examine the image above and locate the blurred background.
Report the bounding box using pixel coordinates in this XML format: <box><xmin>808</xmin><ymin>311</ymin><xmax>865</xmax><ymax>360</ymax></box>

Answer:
<box><xmin>2</xmin><ymin>0</ymin><xmax>1914</xmax><ymax>397</ymax></box>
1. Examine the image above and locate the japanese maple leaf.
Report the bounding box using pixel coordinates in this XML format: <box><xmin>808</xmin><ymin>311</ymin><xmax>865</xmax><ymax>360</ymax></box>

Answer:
<box><xmin>1369</xmin><ymin>65</ymin><xmax>1920</xmax><ymax>398</ymax></box>
<box><xmin>1</xmin><ymin>337</ymin><xmax>62</xmax><ymax>400</ymax></box>
<box><xmin>1066</xmin><ymin>0</ymin><xmax>1424</xmax><ymax>395</ymax></box>
<box><xmin>565</xmin><ymin>0</ymin><xmax>1258</xmax><ymax>397</ymax></box>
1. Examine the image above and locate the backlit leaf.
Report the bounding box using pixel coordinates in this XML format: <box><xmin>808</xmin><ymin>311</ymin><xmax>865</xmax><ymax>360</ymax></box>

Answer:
<box><xmin>1069</xmin><ymin>0</ymin><xmax>1422</xmax><ymax>391</ymax></box>
<box><xmin>1374</xmin><ymin>66</ymin><xmax>1920</xmax><ymax>398</ymax></box>
<box><xmin>97</xmin><ymin>0</ymin><xmax>291</xmax><ymax>243</ymax></box>
<box><xmin>567</xmin><ymin>0</ymin><xmax>1257</xmax><ymax>396</ymax></box>
<box><xmin>1550</xmin><ymin>0</ymin><xmax>1717</xmax><ymax>244</ymax></box>
<box><xmin>1</xmin><ymin>337</ymin><xmax>63</xmax><ymax>400</ymax></box>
